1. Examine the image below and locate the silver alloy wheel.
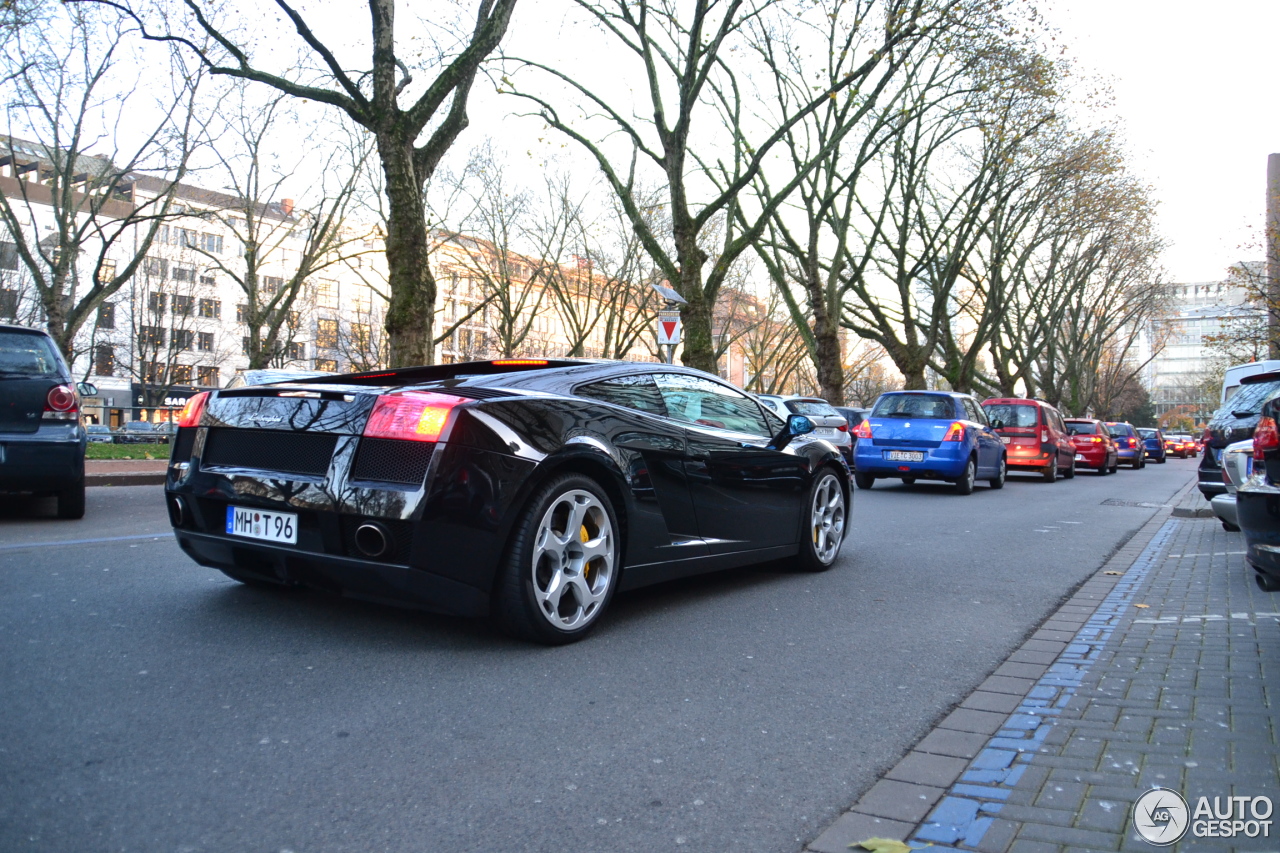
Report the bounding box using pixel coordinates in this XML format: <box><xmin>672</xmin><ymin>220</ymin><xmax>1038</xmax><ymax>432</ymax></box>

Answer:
<box><xmin>531</xmin><ymin>489</ymin><xmax>615</xmax><ymax>631</ymax></box>
<box><xmin>809</xmin><ymin>473</ymin><xmax>846</xmax><ymax>564</ymax></box>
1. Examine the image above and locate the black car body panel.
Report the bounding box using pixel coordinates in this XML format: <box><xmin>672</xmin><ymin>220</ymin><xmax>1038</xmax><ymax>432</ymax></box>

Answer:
<box><xmin>0</xmin><ymin>324</ymin><xmax>86</xmax><ymax>497</ymax></box>
<box><xmin>1199</xmin><ymin>373</ymin><xmax>1280</xmax><ymax>498</ymax></box>
<box><xmin>1237</xmin><ymin>394</ymin><xmax>1280</xmax><ymax>586</ymax></box>
<box><xmin>166</xmin><ymin>360</ymin><xmax>847</xmax><ymax>618</ymax></box>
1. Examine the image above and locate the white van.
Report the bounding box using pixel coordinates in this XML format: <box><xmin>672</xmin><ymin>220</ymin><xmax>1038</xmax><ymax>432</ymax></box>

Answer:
<box><xmin>1222</xmin><ymin>360</ymin><xmax>1280</xmax><ymax>405</ymax></box>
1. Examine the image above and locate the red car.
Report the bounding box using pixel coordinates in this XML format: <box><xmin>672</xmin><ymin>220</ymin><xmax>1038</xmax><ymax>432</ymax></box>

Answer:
<box><xmin>1064</xmin><ymin>417</ymin><xmax>1119</xmax><ymax>474</ymax></box>
<box><xmin>981</xmin><ymin>397</ymin><xmax>1077</xmax><ymax>482</ymax></box>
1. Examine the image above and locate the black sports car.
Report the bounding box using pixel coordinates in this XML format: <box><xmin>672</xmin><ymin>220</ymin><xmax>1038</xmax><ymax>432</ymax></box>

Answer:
<box><xmin>164</xmin><ymin>359</ymin><xmax>850</xmax><ymax>643</ymax></box>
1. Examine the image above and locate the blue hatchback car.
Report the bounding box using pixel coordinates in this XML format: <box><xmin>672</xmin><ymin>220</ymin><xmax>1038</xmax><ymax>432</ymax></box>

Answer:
<box><xmin>1136</xmin><ymin>428</ymin><xmax>1167</xmax><ymax>464</ymax></box>
<box><xmin>852</xmin><ymin>390</ymin><xmax>1007</xmax><ymax>495</ymax></box>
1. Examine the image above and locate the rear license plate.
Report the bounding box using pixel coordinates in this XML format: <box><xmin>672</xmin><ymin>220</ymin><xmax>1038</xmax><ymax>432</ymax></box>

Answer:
<box><xmin>1074</xmin><ymin>454</ymin><xmax>1084</xmax><ymax>461</ymax></box>
<box><xmin>1000</xmin><ymin>436</ymin><xmax>1011</xmax><ymax>444</ymax></box>
<box><xmin>226</xmin><ymin>505</ymin><xmax>297</xmax><ymax>544</ymax></box>
<box><xmin>885</xmin><ymin>450</ymin><xmax>925</xmax><ymax>462</ymax></box>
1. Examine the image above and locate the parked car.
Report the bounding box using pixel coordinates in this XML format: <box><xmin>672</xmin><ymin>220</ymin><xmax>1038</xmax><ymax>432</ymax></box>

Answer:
<box><xmin>1064</xmin><ymin>418</ymin><xmax>1119</xmax><ymax>475</ymax></box>
<box><xmin>1198</xmin><ymin>371</ymin><xmax>1280</xmax><ymax>499</ymax></box>
<box><xmin>1209</xmin><ymin>439</ymin><xmax>1252</xmax><ymax>532</ymax></box>
<box><xmin>1168</xmin><ymin>434</ymin><xmax>1198</xmax><ymax>458</ymax></box>
<box><xmin>85</xmin><ymin>424</ymin><xmax>116</xmax><ymax>444</ymax></box>
<box><xmin>1104</xmin><ymin>422</ymin><xmax>1146</xmax><ymax>469</ymax></box>
<box><xmin>118</xmin><ymin>421</ymin><xmax>168</xmax><ymax>444</ymax></box>
<box><xmin>835</xmin><ymin>406</ymin><xmax>871</xmax><ymax>462</ymax></box>
<box><xmin>756</xmin><ymin>395</ymin><xmax>853</xmax><ymax>463</ymax></box>
<box><xmin>0</xmin><ymin>323</ymin><xmax>94</xmax><ymax>518</ymax></box>
<box><xmin>165</xmin><ymin>360</ymin><xmax>850</xmax><ymax>644</ymax></box>
<box><xmin>1136</xmin><ymin>428</ymin><xmax>1167</xmax><ymax>464</ymax></box>
<box><xmin>852</xmin><ymin>390</ymin><xmax>1005</xmax><ymax>494</ymax></box>
<box><xmin>1235</xmin><ymin>395</ymin><xmax>1280</xmax><ymax>591</ymax></box>
<box><xmin>981</xmin><ymin>397</ymin><xmax>1076</xmax><ymax>482</ymax></box>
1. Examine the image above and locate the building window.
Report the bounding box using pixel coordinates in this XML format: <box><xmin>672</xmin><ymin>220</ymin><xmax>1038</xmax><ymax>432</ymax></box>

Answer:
<box><xmin>144</xmin><ymin>257</ymin><xmax>167</xmax><ymax>278</ymax></box>
<box><xmin>172</xmin><ymin>295</ymin><xmax>193</xmax><ymax>316</ymax></box>
<box><xmin>236</xmin><ymin>303</ymin><xmax>249</xmax><ymax>323</ymax></box>
<box><xmin>0</xmin><ymin>288</ymin><xmax>16</xmax><ymax>320</ymax></box>
<box><xmin>96</xmin><ymin>259</ymin><xmax>116</xmax><ymax>284</ymax></box>
<box><xmin>262</xmin><ymin>275</ymin><xmax>284</xmax><ymax>295</ymax></box>
<box><xmin>316</xmin><ymin>280</ymin><xmax>338</xmax><ymax>310</ymax></box>
<box><xmin>197</xmin><ymin>331</ymin><xmax>214</xmax><ymax>352</ymax></box>
<box><xmin>97</xmin><ymin>302</ymin><xmax>115</xmax><ymax>330</ymax></box>
<box><xmin>94</xmin><ymin>344</ymin><xmax>115</xmax><ymax>376</ymax></box>
<box><xmin>198</xmin><ymin>298</ymin><xmax>220</xmax><ymax>319</ymax></box>
<box><xmin>287</xmin><ymin>341</ymin><xmax>306</xmax><ymax>360</ymax></box>
<box><xmin>171</xmin><ymin>364</ymin><xmax>193</xmax><ymax>384</ymax></box>
<box><xmin>177</xmin><ymin>228</ymin><xmax>198</xmax><ymax>248</ymax></box>
<box><xmin>351</xmin><ymin>287</ymin><xmax>372</xmax><ymax>313</ymax></box>
<box><xmin>0</xmin><ymin>241</ymin><xmax>19</xmax><ymax>271</ymax></box>
<box><xmin>173</xmin><ymin>329</ymin><xmax>195</xmax><ymax>350</ymax></box>
<box><xmin>197</xmin><ymin>366</ymin><xmax>219</xmax><ymax>387</ymax></box>
<box><xmin>141</xmin><ymin>361</ymin><xmax>164</xmax><ymax>383</ymax></box>
<box><xmin>201</xmin><ymin>233</ymin><xmax>223</xmax><ymax>254</ymax></box>
<box><xmin>315</xmin><ymin>358</ymin><xmax>338</xmax><ymax>372</ymax></box>
<box><xmin>173</xmin><ymin>266</ymin><xmax>196</xmax><ymax>283</ymax></box>
<box><xmin>316</xmin><ymin>318</ymin><xmax>338</xmax><ymax>349</ymax></box>
<box><xmin>199</xmin><ymin>273</ymin><xmax>216</xmax><ymax>286</ymax></box>
<box><xmin>148</xmin><ymin>291</ymin><xmax>166</xmax><ymax>313</ymax></box>
<box><xmin>352</xmin><ymin>323</ymin><xmax>370</xmax><ymax>351</ymax></box>
<box><xmin>138</xmin><ymin>325</ymin><xmax>165</xmax><ymax>348</ymax></box>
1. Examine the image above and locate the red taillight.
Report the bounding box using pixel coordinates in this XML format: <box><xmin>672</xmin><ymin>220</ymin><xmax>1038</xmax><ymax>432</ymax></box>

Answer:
<box><xmin>42</xmin><ymin>384</ymin><xmax>79</xmax><ymax>420</ymax></box>
<box><xmin>942</xmin><ymin>422</ymin><xmax>966</xmax><ymax>442</ymax></box>
<box><xmin>853</xmin><ymin>420</ymin><xmax>872</xmax><ymax>440</ymax></box>
<box><xmin>491</xmin><ymin>359</ymin><xmax>547</xmax><ymax>366</ymax></box>
<box><xmin>177</xmin><ymin>392</ymin><xmax>209</xmax><ymax>427</ymax></box>
<box><xmin>363</xmin><ymin>392</ymin><xmax>467</xmax><ymax>442</ymax></box>
<box><xmin>1040</xmin><ymin>428</ymin><xmax>1049</xmax><ymax>443</ymax></box>
<box><xmin>836</xmin><ymin>423</ymin><xmax>849</xmax><ymax>432</ymax></box>
<box><xmin>1254</xmin><ymin>416</ymin><xmax>1279</xmax><ymax>461</ymax></box>
<box><xmin>1089</xmin><ymin>436</ymin><xmax>1103</xmax><ymax>443</ymax></box>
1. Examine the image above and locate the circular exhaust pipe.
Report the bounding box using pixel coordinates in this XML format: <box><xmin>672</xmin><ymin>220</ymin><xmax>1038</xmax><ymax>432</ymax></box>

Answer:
<box><xmin>167</xmin><ymin>495</ymin><xmax>186</xmax><ymax>527</ymax></box>
<box><xmin>354</xmin><ymin>522</ymin><xmax>390</xmax><ymax>558</ymax></box>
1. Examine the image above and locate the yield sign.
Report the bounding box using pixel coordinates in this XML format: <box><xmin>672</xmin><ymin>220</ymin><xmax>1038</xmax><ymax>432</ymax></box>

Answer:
<box><xmin>657</xmin><ymin>311</ymin><xmax>682</xmax><ymax>345</ymax></box>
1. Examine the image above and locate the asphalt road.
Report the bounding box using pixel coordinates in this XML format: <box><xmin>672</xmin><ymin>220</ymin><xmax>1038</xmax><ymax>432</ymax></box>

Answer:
<box><xmin>0</xmin><ymin>458</ymin><xmax>1199</xmax><ymax>852</ymax></box>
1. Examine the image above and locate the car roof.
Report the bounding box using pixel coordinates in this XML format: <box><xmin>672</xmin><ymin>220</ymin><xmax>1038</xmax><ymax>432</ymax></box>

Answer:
<box><xmin>0</xmin><ymin>323</ymin><xmax>55</xmax><ymax>338</ymax></box>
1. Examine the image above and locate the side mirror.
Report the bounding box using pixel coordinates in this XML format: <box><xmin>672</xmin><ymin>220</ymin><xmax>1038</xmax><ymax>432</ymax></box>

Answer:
<box><xmin>77</xmin><ymin>382</ymin><xmax>98</xmax><ymax>396</ymax></box>
<box><xmin>768</xmin><ymin>414</ymin><xmax>815</xmax><ymax>452</ymax></box>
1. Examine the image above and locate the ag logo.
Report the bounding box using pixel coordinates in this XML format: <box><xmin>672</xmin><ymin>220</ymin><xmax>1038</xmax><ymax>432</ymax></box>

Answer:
<box><xmin>1132</xmin><ymin>787</ymin><xmax>1189</xmax><ymax>845</ymax></box>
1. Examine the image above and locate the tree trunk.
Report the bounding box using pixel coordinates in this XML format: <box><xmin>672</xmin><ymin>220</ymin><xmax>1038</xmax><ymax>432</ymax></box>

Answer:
<box><xmin>811</xmin><ymin>292</ymin><xmax>844</xmax><ymax>405</ymax></box>
<box><xmin>379</xmin><ymin>134</ymin><xmax>436</xmax><ymax>367</ymax></box>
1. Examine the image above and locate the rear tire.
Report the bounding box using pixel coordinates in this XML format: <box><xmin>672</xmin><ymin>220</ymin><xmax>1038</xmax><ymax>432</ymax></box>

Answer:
<box><xmin>1222</xmin><ymin>521</ymin><xmax>1241</xmax><ymax>532</ymax></box>
<box><xmin>954</xmin><ymin>458</ymin><xmax>976</xmax><ymax>495</ymax></box>
<box><xmin>1043</xmin><ymin>462</ymin><xmax>1057</xmax><ymax>484</ymax></box>
<box><xmin>493</xmin><ymin>474</ymin><xmax>621</xmax><ymax>645</ymax></box>
<box><xmin>1256</xmin><ymin>571</ymin><xmax>1280</xmax><ymax>592</ymax></box>
<box><xmin>56</xmin><ymin>481</ymin><xmax>85</xmax><ymax>520</ymax></box>
<box><xmin>854</xmin><ymin>472</ymin><xmax>875</xmax><ymax>490</ymax></box>
<box><xmin>794</xmin><ymin>469</ymin><xmax>846</xmax><ymax>572</ymax></box>
<box><xmin>1063</xmin><ymin>460</ymin><xmax>1076</xmax><ymax>479</ymax></box>
<box><xmin>1108</xmin><ymin>460</ymin><xmax>1119</xmax><ymax>474</ymax></box>
<box><xmin>989</xmin><ymin>456</ymin><xmax>1006</xmax><ymax>489</ymax></box>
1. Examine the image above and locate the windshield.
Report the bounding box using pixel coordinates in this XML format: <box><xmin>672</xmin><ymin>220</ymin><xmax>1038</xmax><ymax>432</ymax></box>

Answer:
<box><xmin>0</xmin><ymin>331</ymin><xmax>64</xmax><ymax>378</ymax></box>
<box><xmin>1067</xmin><ymin>422</ymin><xmax>1098</xmax><ymax>435</ymax></box>
<box><xmin>1218</xmin><ymin>379</ymin><xmax>1280</xmax><ymax>417</ymax></box>
<box><xmin>786</xmin><ymin>399</ymin><xmax>839</xmax><ymax>416</ymax></box>
<box><xmin>983</xmin><ymin>403</ymin><xmax>1038</xmax><ymax>429</ymax></box>
<box><xmin>871</xmin><ymin>393</ymin><xmax>956</xmax><ymax>419</ymax></box>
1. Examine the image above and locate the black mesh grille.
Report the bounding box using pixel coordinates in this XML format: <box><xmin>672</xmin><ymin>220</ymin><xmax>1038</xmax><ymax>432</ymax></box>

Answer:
<box><xmin>202</xmin><ymin>428</ymin><xmax>337</xmax><ymax>476</ymax></box>
<box><xmin>171</xmin><ymin>427</ymin><xmax>196</xmax><ymax>462</ymax></box>
<box><xmin>350</xmin><ymin>438</ymin><xmax>435</xmax><ymax>485</ymax></box>
<box><xmin>447</xmin><ymin>387</ymin><xmax>517</xmax><ymax>400</ymax></box>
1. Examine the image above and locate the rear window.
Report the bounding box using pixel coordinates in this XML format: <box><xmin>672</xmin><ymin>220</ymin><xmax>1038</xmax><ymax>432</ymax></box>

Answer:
<box><xmin>785</xmin><ymin>399</ymin><xmax>839</xmax><ymax>417</ymax></box>
<box><xmin>1067</xmin><ymin>422</ymin><xmax>1097</xmax><ymax>435</ymax></box>
<box><xmin>1219</xmin><ymin>379</ymin><xmax>1280</xmax><ymax>417</ymax></box>
<box><xmin>983</xmin><ymin>403</ymin><xmax>1038</xmax><ymax>429</ymax></box>
<box><xmin>0</xmin><ymin>330</ymin><xmax>64</xmax><ymax>378</ymax></box>
<box><xmin>871</xmin><ymin>394</ymin><xmax>956</xmax><ymax>419</ymax></box>
<box><xmin>1106</xmin><ymin>424</ymin><xmax>1131</xmax><ymax>437</ymax></box>
<box><xmin>1137</xmin><ymin>428</ymin><xmax>1158</xmax><ymax>438</ymax></box>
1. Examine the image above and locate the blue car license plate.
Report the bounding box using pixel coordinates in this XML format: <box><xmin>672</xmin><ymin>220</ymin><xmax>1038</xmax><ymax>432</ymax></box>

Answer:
<box><xmin>885</xmin><ymin>450</ymin><xmax>925</xmax><ymax>462</ymax></box>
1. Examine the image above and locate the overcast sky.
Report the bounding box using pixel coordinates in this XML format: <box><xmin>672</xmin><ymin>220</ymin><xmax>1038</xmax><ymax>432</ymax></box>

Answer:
<box><xmin>1040</xmin><ymin>0</ymin><xmax>1280</xmax><ymax>284</ymax></box>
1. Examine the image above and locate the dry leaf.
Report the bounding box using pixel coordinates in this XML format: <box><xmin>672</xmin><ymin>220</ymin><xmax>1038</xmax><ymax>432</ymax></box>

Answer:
<box><xmin>851</xmin><ymin>839</ymin><xmax>919</xmax><ymax>853</ymax></box>
<box><xmin>1134</xmin><ymin>603</ymin><xmax>1150</xmax><ymax>608</ymax></box>
<box><xmin>1104</xmin><ymin>570</ymin><xmax>1122</xmax><ymax>576</ymax></box>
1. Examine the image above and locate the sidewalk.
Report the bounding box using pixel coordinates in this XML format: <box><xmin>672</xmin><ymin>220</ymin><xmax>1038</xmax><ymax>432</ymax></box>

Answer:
<box><xmin>807</xmin><ymin>481</ymin><xmax>1280</xmax><ymax>852</ymax></box>
<box><xmin>86</xmin><ymin>458</ymin><xmax>168</xmax><ymax>487</ymax></box>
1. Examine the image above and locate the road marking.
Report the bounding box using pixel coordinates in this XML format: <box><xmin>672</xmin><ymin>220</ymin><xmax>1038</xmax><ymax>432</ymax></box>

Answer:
<box><xmin>0</xmin><ymin>532</ymin><xmax>169</xmax><ymax>552</ymax></box>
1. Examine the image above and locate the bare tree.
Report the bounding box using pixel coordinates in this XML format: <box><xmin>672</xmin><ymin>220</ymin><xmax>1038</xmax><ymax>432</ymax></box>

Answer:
<box><xmin>94</xmin><ymin>0</ymin><xmax>519</xmax><ymax>366</ymax></box>
<box><xmin>0</xmin><ymin>3</ymin><xmax>203</xmax><ymax>361</ymax></box>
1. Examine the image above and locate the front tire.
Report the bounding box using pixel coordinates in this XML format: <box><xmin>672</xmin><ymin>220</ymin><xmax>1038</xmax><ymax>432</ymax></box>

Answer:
<box><xmin>493</xmin><ymin>474</ymin><xmax>620</xmax><ymax>645</ymax></box>
<box><xmin>854</xmin><ymin>472</ymin><xmax>875</xmax><ymax>490</ymax></box>
<box><xmin>954</xmin><ymin>458</ymin><xmax>976</xmax><ymax>495</ymax></box>
<box><xmin>795</xmin><ymin>469</ymin><xmax>847</xmax><ymax>572</ymax></box>
<box><xmin>56</xmin><ymin>481</ymin><xmax>86</xmax><ymax>520</ymax></box>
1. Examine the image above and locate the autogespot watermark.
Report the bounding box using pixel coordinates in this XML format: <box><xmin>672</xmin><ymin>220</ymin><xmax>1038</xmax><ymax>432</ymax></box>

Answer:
<box><xmin>1132</xmin><ymin>786</ymin><xmax>1274</xmax><ymax>846</ymax></box>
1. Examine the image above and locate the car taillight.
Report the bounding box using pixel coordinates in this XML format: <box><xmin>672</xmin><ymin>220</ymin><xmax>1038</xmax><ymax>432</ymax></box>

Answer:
<box><xmin>42</xmin><ymin>384</ymin><xmax>79</xmax><ymax>420</ymax></box>
<box><xmin>853</xmin><ymin>421</ymin><xmax>872</xmax><ymax>440</ymax></box>
<box><xmin>363</xmin><ymin>392</ymin><xmax>467</xmax><ymax>442</ymax></box>
<box><xmin>1040</xmin><ymin>428</ymin><xmax>1049</xmax><ymax>443</ymax></box>
<box><xmin>1254</xmin><ymin>416</ymin><xmax>1279</xmax><ymax>461</ymax></box>
<box><xmin>836</xmin><ymin>423</ymin><xmax>849</xmax><ymax>432</ymax></box>
<box><xmin>176</xmin><ymin>391</ymin><xmax>209</xmax><ymax>427</ymax></box>
<box><xmin>1090</xmin><ymin>436</ymin><xmax>1103</xmax><ymax>443</ymax></box>
<box><xmin>942</xmin><ymin>422</ymin><xmax>965</xmax><ymax>442</ymax></box>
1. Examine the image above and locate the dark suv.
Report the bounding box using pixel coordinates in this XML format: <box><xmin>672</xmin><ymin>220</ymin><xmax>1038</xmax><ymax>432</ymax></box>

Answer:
<box><xmin>0</xmin><ymin>324</ymin><xmax>95</xmax><ymax>518</ymax></box>
<box><xmin>1199</xmin><ymin>371</ymin><xmax>1280</xmax><ymax>499</ymax></box>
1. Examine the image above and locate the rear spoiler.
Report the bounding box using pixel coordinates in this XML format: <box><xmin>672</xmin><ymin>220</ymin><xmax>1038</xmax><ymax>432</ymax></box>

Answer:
<box><xmin>306</xmin><ymin>359</ymin><xmax>587</xmax><ymax>387</ymax></box>
<box><xmin>1241</xmin><ymin>371</ymin><xmax>1280</xmax><ymax>386</ymax></box>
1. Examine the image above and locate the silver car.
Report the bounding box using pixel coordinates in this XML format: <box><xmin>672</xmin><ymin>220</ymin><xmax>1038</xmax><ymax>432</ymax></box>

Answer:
<box><xmin>754</xmin><ymin>394</ymin><xmax>853</xmax><ymax>461</ymax></box>
<box><xmin>1210</xmin><ymin>439</ymin><xmax>1253</xmax><ymax>531</ymax></box>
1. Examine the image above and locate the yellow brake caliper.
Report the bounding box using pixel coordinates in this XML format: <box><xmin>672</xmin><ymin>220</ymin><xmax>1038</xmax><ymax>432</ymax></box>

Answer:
<box><xmin>581</xmin><ymin>525</ymin><xmax>593</xmax><ymax>583</ymax></box>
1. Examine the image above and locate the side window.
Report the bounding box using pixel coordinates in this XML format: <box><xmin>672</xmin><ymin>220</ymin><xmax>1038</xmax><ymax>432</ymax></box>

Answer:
<box><xmin>964</xmin><ymin>398</ymin><xmax>985</xmax><ymax>424</ymax></box>
<box><xmin>576</xmin><ymin>373</ymin><xmax>667</xmax><ymax>416</ymax></box>
<box><xmin>653</xmin><ymin>373</ymin><xmax>773</xmax><ymax>437</ymax></box>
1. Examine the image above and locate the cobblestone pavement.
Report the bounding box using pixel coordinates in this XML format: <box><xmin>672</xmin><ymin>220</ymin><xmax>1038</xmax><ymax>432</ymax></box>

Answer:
<box><xmin>808</xmin><ymin>484</ymin><xmax>1280</xmax><ymax>852</ymax></box>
